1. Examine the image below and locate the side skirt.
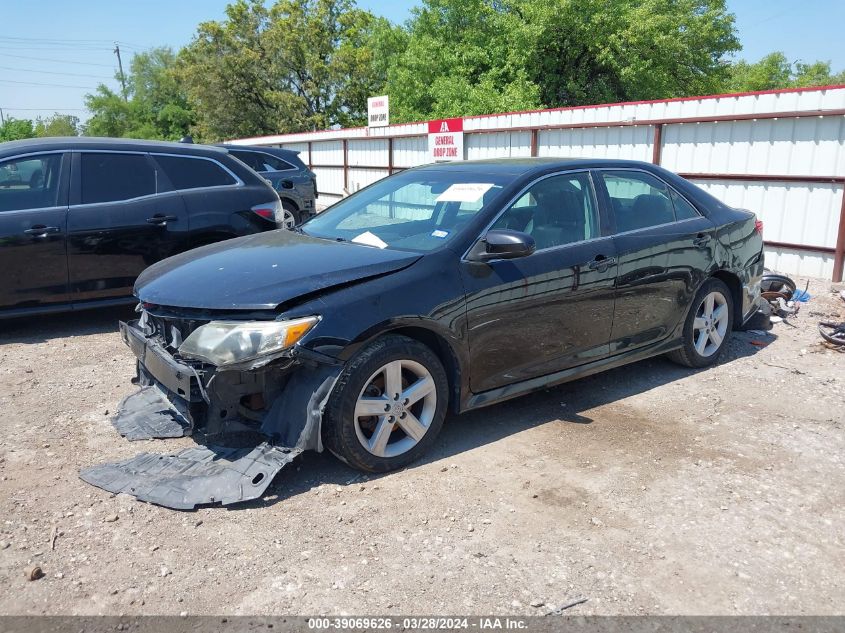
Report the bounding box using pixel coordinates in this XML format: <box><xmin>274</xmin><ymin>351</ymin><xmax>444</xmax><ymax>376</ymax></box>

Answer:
<box><xmin>463</xmin><ymin>337</ymin><xmax>683</xmax><ymax>411</ymax></box>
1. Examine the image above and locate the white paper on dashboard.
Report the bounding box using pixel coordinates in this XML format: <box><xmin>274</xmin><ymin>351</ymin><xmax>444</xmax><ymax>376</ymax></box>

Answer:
<box><xmin>435</xmin><ymin>183</ymin><xmax>494</xmax><ymax>203</ymax></box>
<box><xmin>351</xmin><ymin>231</ymin><xmax>388</xmax><ymax>249</ymax></box>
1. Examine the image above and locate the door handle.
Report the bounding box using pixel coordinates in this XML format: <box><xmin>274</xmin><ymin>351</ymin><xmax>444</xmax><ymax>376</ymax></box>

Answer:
<box><xmin>693</xmin><ymin>233</ymin><xmax>711</xmax><ymax>248</ymax></box>
<box><xmin>588</xmin><ymin>255</ymin><xmax>616</xmax><ymax>271</ymax></box>
<box><xmin>25</xmin><ymin>225</ymin><xmax>60</xmax><ymax>237</ymax></box>
<box><xmin>146</xmin><ymin>215</ymin><xmax>178</xmax><ymax>225</ymax></box>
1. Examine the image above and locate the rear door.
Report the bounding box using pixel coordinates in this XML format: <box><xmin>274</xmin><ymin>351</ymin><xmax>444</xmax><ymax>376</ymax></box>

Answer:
<box><xmin>151</xmin><ymin>153</ymin><xmax>264</xmax><ymax>244</ymax></box>
<box><xmin>0</xmin><ymin>152</ymin><xmax>70</xmax><ymax>311</ymax></box>
<box><xmin>595</xmin><ymin>169</ymin><xmax>716</xmax><ymax>354</ymax></box>
<box><xmin>460</xmin><ymin>171</ymin><xmax>618</xmax><ymax>393</ymax></box>
<box><xmin>67</xmin><ymin>151</ymin><xmax>189</xmax><ymax>302</ymax></box>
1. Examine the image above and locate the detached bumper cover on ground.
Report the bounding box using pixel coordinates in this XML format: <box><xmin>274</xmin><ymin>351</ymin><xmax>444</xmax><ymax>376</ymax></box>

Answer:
<box><xmin>79</xmin><ymin>443</ymin><xmax>300</xmax><ymax>510</ymax></box>
<box><xmin>79</xmin><ymin>318</ymin><xmax>341</xmax><ymax>510</ymax></box>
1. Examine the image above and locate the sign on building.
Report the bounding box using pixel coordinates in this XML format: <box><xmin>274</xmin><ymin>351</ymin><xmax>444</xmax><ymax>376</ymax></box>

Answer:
<box><xmin>427</xmin><ymin>118</ymin><xmax>464</xmax><ymax>162</ymax></box>
<box><xmin>367</xmin><ymin>95</ymin><xmax>389</xmax><ymax>127</ymax></box>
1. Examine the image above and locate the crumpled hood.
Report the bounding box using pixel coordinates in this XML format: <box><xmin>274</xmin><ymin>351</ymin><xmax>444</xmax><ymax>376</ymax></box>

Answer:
<box><xmin>135</xmin><ymin>230</ymin><xmax>421</xmax><ymax>310</ymax></box>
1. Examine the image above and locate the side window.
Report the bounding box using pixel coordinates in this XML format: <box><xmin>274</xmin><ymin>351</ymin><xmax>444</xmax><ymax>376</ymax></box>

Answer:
<box><xmin>233</xmin><ymin>150</ymin><xmax>294</xmax><ymax>172</ymax></box>
<box><xmin>0</xmin><ymin>154</ymin><xmax>63</xmax><ymax>212</ymax></box>
<box><xmin>492</xmin><ymin>172</ymin><xmax>598</xmax><ymax>251</ymax></box>
<box><xmin>231</xmin><ymin>151</ymin><xmax>264</xmax><ymax>171</ymax></box>
<box><xmin>670</xmin><ymin>188</ymin><xmax>700</xmax><ymax>220</ymax></box>
<box><xmin>153</xmin><ymin>155</ymin><xmax>236</xmax><ymax>190</ymax></box>
<box><xmin>601</xmin><ymin>171</ymin><xmax>675</xmax><ymax>233</ymax></box>
<box><xmin>81</xmin><ymin>153</ymin><xmax>156</xmax><ymax>205</ymax></box>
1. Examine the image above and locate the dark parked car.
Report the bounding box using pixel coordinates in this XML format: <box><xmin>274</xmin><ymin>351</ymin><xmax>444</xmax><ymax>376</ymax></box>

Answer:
<box><xmin>219</xmin><ymin>144</ymin><xmax>317</xmax><ymax>227</ymax></box>
<box><xmin>0</xmin><ymin>137</ymin><xmax>283</xmax><ymax>318</ymax></box>
<box><xmin>81</xmin><ymin>158</ymin><xmax>764</xmax><ymax>509</ymax></box>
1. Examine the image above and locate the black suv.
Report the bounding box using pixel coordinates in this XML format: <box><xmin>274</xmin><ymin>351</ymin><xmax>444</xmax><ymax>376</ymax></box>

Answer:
<box><xmin>0</xmin><ymin>137</ymin><xmax>283</xmax><ymax>318</ymax></box>
<box><xmin>219</xmin><ymin>145</ymin><xmax>317</xmax><ymax>227</ymax></box>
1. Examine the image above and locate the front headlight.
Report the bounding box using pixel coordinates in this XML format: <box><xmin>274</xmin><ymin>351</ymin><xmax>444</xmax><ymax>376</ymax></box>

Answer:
<box><xmin>178</xmin><ymin>316</ymin><xmax>319</xmax><ymax>366</ymax></box>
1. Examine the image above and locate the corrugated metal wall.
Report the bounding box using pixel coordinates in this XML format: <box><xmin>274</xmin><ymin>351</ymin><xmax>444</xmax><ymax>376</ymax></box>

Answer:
<box><xmin>230</xmin><ymin>85</ymin><xmax>845</xmax><ymax>280</ymax></box>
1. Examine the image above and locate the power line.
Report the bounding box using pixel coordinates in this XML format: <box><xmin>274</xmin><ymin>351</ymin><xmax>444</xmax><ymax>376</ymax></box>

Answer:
<box><xmin>0</xmin><ymin>35</ymin><xmax>120</xmax><ymax>44</ymax></box>
<box><xmin>0</xmin><ymin>78</ymin><xmax>97</xmax><ymax>89</ymax></box>
<box><xmin>0</xmin><ymin>65</ymin><xmax>113</xmax><ymax>79</ymax></box>
<box><xmin>0</xmin><ymin>106</ymin><xmax>88</xmax><ymax>112</ymax></box>
<box><xmin>0</xmin><ymin>53</ymin><xmax>116</xmax><ymax>67</ymax></box>
<box><xmin>0</xmin><ymin>45</ymin><xmax>114</xmax><ymax>53</ymax></box>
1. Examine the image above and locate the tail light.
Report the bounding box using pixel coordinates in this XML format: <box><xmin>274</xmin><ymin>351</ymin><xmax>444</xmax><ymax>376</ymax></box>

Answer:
<box><xmin>251</xmin><ymin>199</ymin><xmax>283</xmax><ymax>224</ymax></box>
<box><xmin>754</xmin><ymin>219</ymin><xmax>764</xmax><ymax>235</ymax></box>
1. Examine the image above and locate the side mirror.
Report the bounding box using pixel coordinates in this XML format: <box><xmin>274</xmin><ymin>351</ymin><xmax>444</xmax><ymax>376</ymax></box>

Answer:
<box><xmin>471</xmin><ymin>229</ymin><xmax>535</xmax><ymax>261</ymax></box>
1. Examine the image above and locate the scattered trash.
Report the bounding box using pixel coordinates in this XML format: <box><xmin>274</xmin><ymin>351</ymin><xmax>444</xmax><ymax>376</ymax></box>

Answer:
<box><xmin>547</xmin><ymin>597</ymin><xmax>588</xmax><ymax>615</ymax></box>
<box><xmin>26</xmin><ymin>566</ymin><xmax>45</xmax><ymax>581</ymax></box>
<box><xmin>750</xmin><ymin>340</ymin><xmax>769</xmax><ymax>347</ymax></box>
<box><xmin>759</xmin><ymin>270</ymin><xmax>807</xmax><ymax>321</ymax></box>
<box><xmin>818</xmin><ymin>321</ymin><xmax>845</xmax><ymax>348</ymax></box>
<box><xmin>49</xmin><ymin>526</ymin><xmax>57</xmax><ymax>551</ymax></box>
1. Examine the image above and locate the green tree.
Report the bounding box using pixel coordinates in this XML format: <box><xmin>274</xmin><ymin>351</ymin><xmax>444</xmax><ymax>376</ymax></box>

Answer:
<box><xmin>726</xmin><ymin>52</ymin><xmax>845</xmax><ymax>92</ymax></box>
<box><xmin>383</xmin><ymin>0</ymin><xmax>541</xmax><ymax>122</ymax></box>
<box><xmin>0</xmin><ymin>117</ymin><xmax>35</xmax><ymax>142</ymax></box>
<box><xmin>179</xmin><ymin>0</ymin><xmax>388</xmax><ymax>140</ymax></box>
<box><xmin>84</xmin><ymin>47</ymin><xmax>193</xmax><ymax>140</ymax></box>
<box><xmin>526</xmin><ymin>0</ymin><xmax>739</xmax><ymax>107</ymax></box>
<box><xmin>34</xmin><ymin>113</ymin><xmax>80</xmax><ymax>137</ymax></box>
<box><xmin>382</xmin><ymin>0</ymin><xmax>739</xmax><ymax>122</ymax></box>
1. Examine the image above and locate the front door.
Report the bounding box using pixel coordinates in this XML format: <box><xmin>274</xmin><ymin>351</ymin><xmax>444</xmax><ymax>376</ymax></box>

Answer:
<box><xmin>595</xmin><ymin>169</ymin><xmax>716</xmax><ymax>353</ymax></box>
<box><xmin>67</xmin><ymin>151</ymin><xmax>189</xmax><ymax>302</ymax></box>
<box><xmin>0</xmin><ymin>152</ymin><xmax>70</xmax><ymax>312</ymax></box>
<box><xmin>460</xmin><ymin>171</ymin><xmax>618</xmax><ymax>394</ymax></box>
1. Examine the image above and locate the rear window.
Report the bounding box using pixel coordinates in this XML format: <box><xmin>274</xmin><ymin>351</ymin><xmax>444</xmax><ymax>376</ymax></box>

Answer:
<box><xmin>81</xmin><ymin>153</ymin><xmax>156</xmax><ymax>204</ymax></box>
<box><xmin>154</xmin><ymin>155</ymin><xmax>237</xmax><ymax>190</ymax></box>
<box><xmin>231</xmin><ymin>150</ymin><xmax>295</xmax><ymax>172</ymax></box>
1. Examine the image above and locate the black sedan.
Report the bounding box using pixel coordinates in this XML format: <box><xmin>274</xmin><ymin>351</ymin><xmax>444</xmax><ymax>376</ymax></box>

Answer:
<box><xmin>81</xmin><ymin>158</ymin><xmax>764</xmax><ymax>509</ymax></box>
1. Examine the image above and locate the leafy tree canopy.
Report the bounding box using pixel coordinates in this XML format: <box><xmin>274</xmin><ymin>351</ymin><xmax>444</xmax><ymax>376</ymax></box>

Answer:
<box><xmin>84</xmin><ymin>47</ymin><xmax>193</xmax><ymax>140</ymax></box>
<box><xmin>178</xmin><ymin>0</ymin><xmax>390</xmax><ymax>140</ymax></box>
<box><xmin>0</xmin><ymin>118</ymin><xmax>36</xmax><ymax>142</ymax></box>
<box><xmin>726</xmin><ymin>52</ymin><xmax>845</xmax><ymax>92</ymax></box>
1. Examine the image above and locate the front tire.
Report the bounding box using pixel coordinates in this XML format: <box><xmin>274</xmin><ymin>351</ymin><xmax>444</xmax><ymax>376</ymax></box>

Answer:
<box><xmin>667</xmin><ymin>278</ymin><xmax>734</xmax><ymax>368</ymax></box>
<box><xmin>323</xmin><ymin>335</ymin><xmax>448</xmax><ymax>473</ymax></box>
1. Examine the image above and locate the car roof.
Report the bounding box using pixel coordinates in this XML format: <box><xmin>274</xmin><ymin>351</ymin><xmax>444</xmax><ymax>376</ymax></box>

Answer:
<box><xmin>412</xmin><ymin>157</ymin><xmax>660</xmax><ymax>176</ymax></box>
<box><xmin>217</xmin><ymin>144</ymin><xmax>301</xmax><ymax>158</ymax></box>
<box><xmin>0</xmin><ymin>136</ymin><xmax>230</xmax><ymax>157</ymax></box>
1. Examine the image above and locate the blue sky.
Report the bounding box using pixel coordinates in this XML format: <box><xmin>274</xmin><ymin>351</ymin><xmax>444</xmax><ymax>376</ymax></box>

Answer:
<box><xmin>1</xmin><ymin>0</ymin><xmax>843</xmax><ymax>123</ymax></box>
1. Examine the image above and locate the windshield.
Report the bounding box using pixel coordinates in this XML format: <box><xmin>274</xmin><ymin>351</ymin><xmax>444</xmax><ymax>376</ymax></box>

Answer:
<box><xmin>301</xmin><ymin>170</ymin><xmax>511</xmax><ymax>252</ymax></box>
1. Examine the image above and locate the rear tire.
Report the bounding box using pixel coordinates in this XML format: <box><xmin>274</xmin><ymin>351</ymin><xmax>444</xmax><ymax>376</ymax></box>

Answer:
<box><xmin>323</xmin><ymin>335</ymin><xmax>448</xmax><ymax>473</ymax></box>
<box><xmin>667</xmin><ymin>278</ymin><xmax>734</xmax><ymax>368</ymax></box>
<box><xmin>281</xmin><ymin>201</ymin><xmax>301</xmax><ymax>229</ymax></box>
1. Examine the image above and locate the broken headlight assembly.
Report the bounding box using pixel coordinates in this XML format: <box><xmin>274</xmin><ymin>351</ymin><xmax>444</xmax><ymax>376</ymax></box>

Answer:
<box><xmin>177</xmin><ymin>316</ymin><xmax>319</xmax><ymax>367</ymax></box>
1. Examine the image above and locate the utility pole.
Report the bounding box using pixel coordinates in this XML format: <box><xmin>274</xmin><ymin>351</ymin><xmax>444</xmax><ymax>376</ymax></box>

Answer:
<box><xmin>113</xmin><ymin>43</ymin><xmax>128</xmax><ymax>101</ymax></box>
<box><xmin>0</xmin><ymin>108</ymin><xmax>5</xmax><ymax>126</ymax></box>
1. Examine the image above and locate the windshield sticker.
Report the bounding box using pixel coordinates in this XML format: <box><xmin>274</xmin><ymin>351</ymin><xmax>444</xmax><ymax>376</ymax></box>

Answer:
<box><xmin>431</xmin><ymin>229</ymin><xmax>449</xmax><ymax>239</ymax></box>
<box><xmin>436</xmin><ymin>183</ymin><xmax>495</xmax><ymax>203</ymax></box>
<box><xmin>351</xmin><ymin>231</ymin><xmax>388</xmax><ymax>249</ymax></box>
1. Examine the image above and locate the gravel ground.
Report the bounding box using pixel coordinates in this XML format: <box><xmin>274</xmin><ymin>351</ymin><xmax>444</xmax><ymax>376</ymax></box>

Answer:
<box><xmin>0</xmin><ymin>279</ymin><xmax>843</xmax><ymax>616</ymax></box>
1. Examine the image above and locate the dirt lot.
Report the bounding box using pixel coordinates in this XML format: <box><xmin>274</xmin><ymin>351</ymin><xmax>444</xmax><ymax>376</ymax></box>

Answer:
<box><xmin>1</xmin><ymin>279</ymin><xmax>843</xmax><ymax>616</ymax></box>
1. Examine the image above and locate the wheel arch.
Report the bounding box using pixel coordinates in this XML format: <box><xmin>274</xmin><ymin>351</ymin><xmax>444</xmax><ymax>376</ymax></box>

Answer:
<box><xmin>353</xmin><ymin>324</ymin><xmax>465</xmax><ymax>414</ymax></box>
<box><xmin>710</xmin><ymin>269</ymin><xmax>743</xmax><ymax>328</ymax></box>
<box><xmin>279</xmin><ymin>196</ymin><xmax>300</xmax><ymax>211</ymax></box>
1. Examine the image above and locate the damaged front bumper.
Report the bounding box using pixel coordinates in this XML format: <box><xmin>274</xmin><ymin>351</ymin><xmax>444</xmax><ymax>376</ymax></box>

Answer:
<box><xmin>80</xmin><ymin>317</ymin><xmax>341</xmax><ymax>510</ymax></box>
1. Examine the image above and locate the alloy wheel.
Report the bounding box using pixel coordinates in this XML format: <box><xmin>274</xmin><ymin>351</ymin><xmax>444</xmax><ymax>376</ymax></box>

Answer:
<box><xmin>281</xmin><ymin>208</ymin><xmax>296</xmax><ymax>229</ymax></box>
<box><xmin>353</xmin><ymin>359</ymin><xmax>437</xmax><ymax>458</ymax></box>
<box><xmin>693</xmin><ymin>291</ymin><xmax>729</xmax><ymax>357</ymax></box>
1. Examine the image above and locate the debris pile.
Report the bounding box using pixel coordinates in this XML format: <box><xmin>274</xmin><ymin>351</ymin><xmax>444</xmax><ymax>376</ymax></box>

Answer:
<box><xmin>759</xmin><ymin>270</ymin><xmax>808</xmax><ymax>321</ymax></box>
<box><xmin>818</xmin><ymin>287</ymin><xmax>845</xmax><ymax>350</ymax></box>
